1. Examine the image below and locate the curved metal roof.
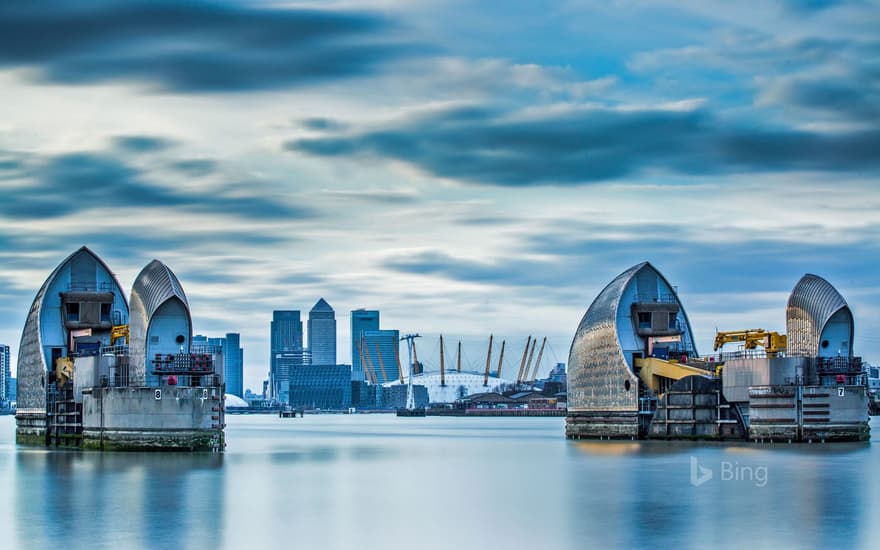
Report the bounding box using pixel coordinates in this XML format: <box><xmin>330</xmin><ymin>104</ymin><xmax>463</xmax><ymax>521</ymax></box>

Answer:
<box><xmin>786</xmin><ymin>274</ymin><xmax>852</xmax><ymax>357</ymax></box>
<box><xmin>131</xmin><ymin>259</ymin><xmax>189</xmax><ymax>318</ymax></box>
<box><xmin>16</xmin><ymin>246</ymin><xmax>128</xmax><ymax>413</ymax></box>
<box><xmin>129</xmin><ymin>259</ymin><xmax>192</xmax><ymax>382</ymax></box>
<box><xmin>570</xmin><ymin>261</ymin><xmax>698</xmax><ymax>359</ymax></box>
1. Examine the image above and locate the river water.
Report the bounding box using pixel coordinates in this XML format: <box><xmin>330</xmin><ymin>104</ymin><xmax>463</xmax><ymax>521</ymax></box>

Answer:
<box><xmin>1</xmin><ymin>414</ymin><xmax>878</xmax><ymax>550</ymax></box>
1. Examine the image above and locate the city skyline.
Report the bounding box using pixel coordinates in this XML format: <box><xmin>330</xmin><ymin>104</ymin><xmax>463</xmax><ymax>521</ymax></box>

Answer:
<box><xmin>0</xmin><ymin>1</ymin><xmax>877</xmax><ymax>394</ymax></box>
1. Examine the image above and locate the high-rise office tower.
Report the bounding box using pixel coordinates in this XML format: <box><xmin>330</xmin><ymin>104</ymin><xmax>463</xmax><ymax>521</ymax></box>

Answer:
<box><xmin>270</xmin><ymin>311</ymin><xmax>303</xmax><ymax>402</ymax></box>
<box><xmin>193</xmin><ymin>333</ymin><xmax>244</xmax><ymax>397</ymax></box>
<box><xmin>361</xmin><ymin>329</ymin><xmax>400</xmax><ymax>385</ymax></box>
<box><xmin>225</xmin><ymin>332</ymin><xmax>244</xmax><ymax>398</ymax></box>
<box><xmin>308</xmin><ymin>299</ymin><xmax>336</xmax><ymax>366</ymax></box>
<box><xmin>271</xmin><ymin>310</ymin><xmax>303</xmax><ymax>351</ymax></box>
<box><xmin>350</xmin><ymin>309</ymin><xmax>379</xmax><ymax>382</ymax></box>
<box><xmin>0</xmin><ymin>344</ymin><xmax>9</xmax><ymax>402</ymax></box>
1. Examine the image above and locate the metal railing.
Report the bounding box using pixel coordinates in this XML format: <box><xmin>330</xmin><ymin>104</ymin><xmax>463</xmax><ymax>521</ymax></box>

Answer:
<box><xmin>816</xmin><ymin>356</ymin><xmax>864</xmax><ymax>374</ymax></box>
<box><xmin>152</xmin><ymin>353</ymin><xmax>216</xmax><ymax>375</ymax></box>
<box><xmin>635</xmin><ymin>293</ymin><xmax>677</xmax><ymax>303</ymax></box>
<box><xmin>68</xmin><ymin>281</ymin><xmax>115</xmax><ymax>293</ymax></box>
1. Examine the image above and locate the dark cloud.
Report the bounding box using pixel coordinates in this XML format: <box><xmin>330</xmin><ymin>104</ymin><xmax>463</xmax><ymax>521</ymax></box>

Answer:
<box><xmin>321</xmin><ymin>189</ymin><xmax>420</xmax><ymax>205</ymax></box>
<box><xmin>113</xmin><ymin>135</ymin><xmax>176</xmax><ymax>153</ymax></box>
<box><xmin>272</xmin><ymin>273</ymin><xmax>329</xmax><ymax>286</ymax></box>
<box><xmin>384</xmin><ymin>250</ymin><xmax>580</xmax><ymax>288</ymax></box>
<box><xmin>457</xmin><ymin>215</ymin><xmax>521</xmax><ymax>226</ymax></box>
<box><xmin>0</xmin><ymin>158</ymin><xmax>24</xmax><ymax>175</ymax></box>
<box><xmin>0</xmin><ymin>1</ymin><xmax>414</xmax><ymax>92</ymax></box>
<box><xmin>521</xmin><ymin>221</ymin><xmax>880</xmax><ymax>297</ymax></box>
<box><xmin>301</xmin><ymin>118</ymin><xmax>349</xmax><ymax>131</ymax></box>
<box><xmin>381</xmin><ymin>222</ymin><xmax>880</xmax><ymax>320</ymax></box>
<box><xmin>767</xmin><ymin>76</ymin><xmax>880</xmax><ymax>121</ymax></box>
<box><xmin>783</xmin><ymin>0</ymin><xmax>856</xmax><ymax>12</ymax></box>
<box><xmin>169</xmin><ymin>159</ymin><xmax>218</xmax><ymax>177</ymax></box>
<box><xmin>288</xmin><ymin>105</ymin><xmax>880</xmax><ymax>186</ymax></box>
<box><xmin>1</xmin><ymin>149</ymin><xmax>313</xmax><ymax>221</ymax></box>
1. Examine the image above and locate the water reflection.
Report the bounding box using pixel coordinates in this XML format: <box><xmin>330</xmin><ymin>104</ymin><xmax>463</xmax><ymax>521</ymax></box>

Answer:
<box><xmin>2</xmin><ymin>415</ymin><xmax>878</xmax><ymax>550</ymax></box>
<box><xmin>15</xmin><ymin>449</ymin><xmax>222</xmax><ymax>550</ymax></box>
<box><xmin>566</xmin><ymin>437</ymin><xmax>875</xmax><ymax>549</ymax></box>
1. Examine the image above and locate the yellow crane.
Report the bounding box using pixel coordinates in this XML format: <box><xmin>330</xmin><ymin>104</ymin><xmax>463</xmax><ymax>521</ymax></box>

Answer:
<box><xmin>111</xmin><ymin>324</ymin><xmax>129</xmax><ymax>346</ymax></box>
<box><xmin>713</xmin><ymin>329</ymin><xmax>787</xmax><ymax>357</ymax></box>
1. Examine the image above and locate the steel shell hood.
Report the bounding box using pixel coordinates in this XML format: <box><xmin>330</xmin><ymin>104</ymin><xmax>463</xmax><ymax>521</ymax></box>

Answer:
<box><xmin>786</xmin><ymin>274</ymin><xmax>853</xmax><ymax>358</ymax></box>
<box><xmin>567</xmin><ymin>262</ymin><xmax>697</xmax><ymax>413</ymax></box>
<box><xmin>16</xmin><ymin>247</ymin><xmax>128</xmax><ymax>413</ymax></box>
<box><xmin>129</xmin><ymin>260</ymin><xmax>192</xmax><ymax>382</ymax></box>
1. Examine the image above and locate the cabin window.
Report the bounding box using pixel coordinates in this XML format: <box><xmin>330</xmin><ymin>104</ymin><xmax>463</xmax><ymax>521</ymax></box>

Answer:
<box><xmin>637</xmin><ymin>312</ymin><xmax>652</xmax><ymax>329</ymax></box>
<box><xmin>668</xmin><ymin>312</ymin><xmax>678</xmax><ymax>329</ymax></box>
<box><xmin>100</xmin><ymin>303</ymin><xmax>111</xmax><ymax>322</ymax></box>
<box><xmin>67</xmin><ymin>303</ymin><xmax>80</xmax><ymax>322</ymax></box>
<box><xmin>150</xmin><ymin>335</ymin><xmax>160</xmax><ymax>344</ymax></box>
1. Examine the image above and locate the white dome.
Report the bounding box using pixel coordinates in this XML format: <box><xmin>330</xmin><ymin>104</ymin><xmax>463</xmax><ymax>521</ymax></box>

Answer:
<box><xmin>383</xmin><ymin>371</ymin><xmax>517</xmax><ymax>403</ymax></box>
<box><xmin>225</xmin><ymin>394</ymin><xmax>249</xmax><ymax>408</ymax></box>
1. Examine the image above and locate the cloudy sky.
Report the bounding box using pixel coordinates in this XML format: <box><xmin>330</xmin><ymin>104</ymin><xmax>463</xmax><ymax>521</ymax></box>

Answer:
<box><xmin>1</xmin><ymin>0</ymin><xmax>878</xmax><ymax>391</ymax></box>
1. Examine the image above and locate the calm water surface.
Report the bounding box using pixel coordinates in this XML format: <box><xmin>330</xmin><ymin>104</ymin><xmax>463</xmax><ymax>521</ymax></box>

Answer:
<box><xmin>1</xmin><ymin>414</ymin><xmax>878</xmax><ymax>550</ymax></box>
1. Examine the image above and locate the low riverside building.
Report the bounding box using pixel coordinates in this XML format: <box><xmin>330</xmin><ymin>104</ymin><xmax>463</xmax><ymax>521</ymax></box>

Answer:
<box><xmin>15</xmin><ymin>247</ymin><xmax>224</xmax><ymax>451</ymax></box>
<box><xmin>289</xmin><ymin>364</ymin><xmax>352</xmax><ymax>410</ymax></box>
<box><xmin>566</xmin><ymin>262</ymin><xmax>869</xmax><ymax>442</ymax></box>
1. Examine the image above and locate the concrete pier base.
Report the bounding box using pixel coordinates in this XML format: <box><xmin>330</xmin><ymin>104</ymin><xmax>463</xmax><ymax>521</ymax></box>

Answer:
<box><xmin>82</xmin><ymin>428</ymin><xmax>223</xmax><ymax>451</ymax></box>
<box><xmin>565</xmin><ymin>411</ymin><xmax>639</xmax><ymax>439</ymax></box>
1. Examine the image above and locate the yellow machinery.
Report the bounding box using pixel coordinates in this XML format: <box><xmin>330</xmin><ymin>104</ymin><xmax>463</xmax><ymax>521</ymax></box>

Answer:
<box><xmin>634</xmin><ymin>357</ymin><xmax>716</xmax><ymax>395</ymax></box>
<box><xmin>111</xmin><ymin>324</ymin><xmax>129</xmax><ymax>346</ymax></box>
<box><xmin>713</xmin><ymin>329</ymin><xmax>787</xmax><ymax>357</ymax></box>
<box><xmin>55</xmin><ymin>357</ymin><xmax>74</xmax><ymax>388</ymax></box>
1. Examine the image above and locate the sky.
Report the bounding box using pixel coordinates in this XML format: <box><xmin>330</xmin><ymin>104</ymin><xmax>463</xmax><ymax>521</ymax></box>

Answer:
<box><xmin>1</xmin><ymin>0</ymin><xmax>878</xmax><ymax>392</ymax></box>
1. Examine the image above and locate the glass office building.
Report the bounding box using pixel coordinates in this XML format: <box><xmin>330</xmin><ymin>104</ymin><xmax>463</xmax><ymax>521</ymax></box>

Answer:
<box><xmin>350</xmin><ymin>309</ymin><xmax>379</xmax><ymax>382</ymax></box>
<box><xmin>270</xmin><ymin>310</ymin><xmax>303</xmax><ymax>401</ymax></box>
<box><xmin>224</xmin><ymin>333</ymin><xmax>244</xmax><ymax>398</ymax></box>
<box><xmin>308</xmin><ymin>298</ymin><xmax>336</xmax><ymax>366</ymax></box>
<box><xmin>289</xmin><ymin>364</ymin><xmax>351</xmax><ymax>410</ymax></box>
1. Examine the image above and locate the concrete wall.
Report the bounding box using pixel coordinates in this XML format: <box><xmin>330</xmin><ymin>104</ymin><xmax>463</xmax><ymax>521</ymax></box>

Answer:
<box><xmin>723</xmin><ymin>357</ymin><xmax>807</xmax><ymax>403</ymax></box>
<box><xmin>748</xmin><ymin>384</ymin><xmax>869</xmax><ymax>442</ymax></box>
<box><xmin>647</xmin><ymin>375</ymin><xmax>745</xmax><ymax>440</ymax></box>
<box><xmin>565</xmin><ymin>411</ymin><xmax>639</xmax><ymax>439</ymax></box>
<box><xmin>83</xmin><ymin>386</ymin><xmax>221</xmax><ymax>430</ymax></box>
<box><xmin>81</xmin><ymin>386</ymin><xmax>224</xmax><ymax>450</ymax></box>
<box><xmin>73</xmin><ymin>356</ymin><xmax>98</xmax><ymax>403</ymax></box>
